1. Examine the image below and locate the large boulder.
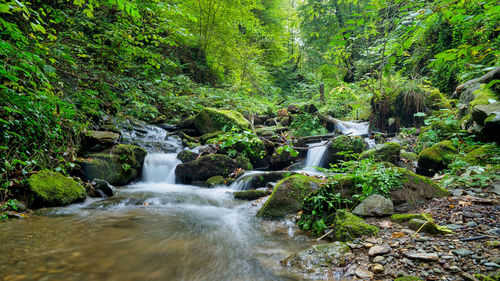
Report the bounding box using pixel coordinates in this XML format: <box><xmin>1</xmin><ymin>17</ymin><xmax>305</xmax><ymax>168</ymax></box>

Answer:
<box><xmin>83</xmin><ymin>130</ymin><xmax>120</xmax><ymax>151</ymax></box>
<box><xmin>417</xmin><ymin>140</ymin><xmax>457</xmax><ymax>176</ymax></box>
<box><xmin>194</xmin><ymin>108</ymin><xmax>250</xmax><ymax>134</ymax></box>
<box><xmin>358</xmin><ymin>142</ymin><xmax>401</xmax><ymax>164</ymax></box>
<box><xmin>281</xmin><ymin>242</ymin><xmax>352</xmax><ymax>275</ymax></box>
<box><xmin>28</xmin><ymin>170</ymin><xmax>86</xmax><ymax>207</ymax></box>
<box><xmin>323</xmin><ymin>135</ymin><xmax>366</xmax><ymax>166</ymax></box>
<box><xmin>175</xmin><ymin>154</ymin><xmax>239</xmax><ymax>184</ymax></box>
<box><xmin>77</xmin><ymin>144</ymin><xmax>147</xmax><ymax>186</ymax></box>
<box><xmin>353</xmin><ymin>194</ymin><xmax>394</xmax><ymax>217</ymax></box>
<box><xmin>464</xmin><ymin>144</ymin><xmax>499</xmax><ymax>165</ymax></box>
<box><xmin>469</xmin><ymin>102</ymin><xmax>500</xmax><ymax>142</ymax></box>
<box><xmin>177</xmin><ymin>150</ymin><xmax>198</xmax><ymax>163</ymax></box>
<box><xmin>330</xmin><ymin>209</ymin><xmax>379</xmax><ymax>241</ymax></box>
<box><xmin>257</xmin><ymin>175</ymin><xmax>321</xmax><ymax>218</ymax></box>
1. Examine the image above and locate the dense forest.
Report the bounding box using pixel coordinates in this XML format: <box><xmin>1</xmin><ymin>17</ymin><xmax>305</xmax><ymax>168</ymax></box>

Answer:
<box><xmin>0</xmin><ymin>0</ymin><xmax>499</xmax><ymax>280</ymax></box>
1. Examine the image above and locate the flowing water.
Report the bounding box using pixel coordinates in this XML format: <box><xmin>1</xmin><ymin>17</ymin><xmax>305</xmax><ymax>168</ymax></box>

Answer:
<box><xmin>0</xmin><ymin>126</ymin><xmax>317</xmax><ymax>281</ymax></box>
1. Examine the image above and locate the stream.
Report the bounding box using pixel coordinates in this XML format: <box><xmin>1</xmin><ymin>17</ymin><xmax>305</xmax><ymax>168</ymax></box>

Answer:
<box><xmin>0</xmin><ymin>120</ymin><xmax>372</xmax><ymax>281</ymax></box>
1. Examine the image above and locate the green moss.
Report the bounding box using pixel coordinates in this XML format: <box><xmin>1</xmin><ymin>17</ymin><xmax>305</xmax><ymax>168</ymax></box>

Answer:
<box><xmin>394</xmin><ymin>276</ymin><xmax>424</xmax><ymax>281</ymax></box>
<box><xmin>235</xmin><ymin>155</ymin><xmax>253</xmax><ymax>170</ymax></box>
<box><xmin>325</xmin><ymin>135</ymin><xmax>366</xmax><ymax>165</ymax></box>
<box><xmin>470</xmin><ymin>84</ymin><xmax>497</xmax><ymax>108</ymax></box>
<box><xmin>417</xmin><ymin>140</ymin><xmax>457</xmax><ymax>175</ymax></box>
<box><xmin>332</xmin><ymin>209</ymin><xmax>379</xmax><ymax>241</ymax></box>
<box><xmin>391</xmin><ymin>213</ymin><xmax>431</xmax><ymax>222</ymax></box>
<box><xmin>177</xmin><ymin>150</ymin><xmax>198</xmax><ymax>163</ymax></box>
<box><xmin>257</xmin><ymin>175</ymin><xmax>321</xmax><ymax>218</ymax></box>
<box><xmin>234</xmin><ymin>190</ymin><xmax>272</xmax><ymax>200</ymax></box>
<box><xmin>395</xmin><ymin>167</ymin><xmax>450</xmax><ymax>197</ymax></box>
<box><xmin>358</xmin><ymin>142</ymin><xmax>401</xmax><ymax>164</ymax></box>
<box><xmin>206</xmin><ymin>176</ymin><xmax>226</xmax><ymax>187</ymax></box>
<box><xmin>28</xmin><ymin>170</ymin><xmax>86</xmax><ymax>207</ymax></box>
<box><xmin>200</xmin><ymin>131</ymin><xmax>223</xmax><ymax>144</ymax></box>
<box><xmin>401</xmin><ymin>151</ymin><xmax>418</xmax><ymax>161</ymax></box>
<box><xmin>464</xmin><ymin>145</ymin><xmax>499</xmax><ymax>165</ymax></box>
<box><xmin>425</xmin><ymin>86</ymin><xmax>452</xmax><ymax>109</ymax></box>
<box><xmin>194</xmin><ymin>107</ymin><xmax>250</xmax><ymax>134</ymax></box>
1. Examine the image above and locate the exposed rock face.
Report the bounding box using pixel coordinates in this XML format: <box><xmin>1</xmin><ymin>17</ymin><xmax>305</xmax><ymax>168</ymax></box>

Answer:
<box><xmin>175</xmin><ymin>154</ymin><xmax>239</xmax><ymax>184</ymax></box>
<box><xmin>417</xmin><ymin>140</ymin><xmax>457</xmax><ymax>176</ymax></box>
<box><xmin>28</xmin><ymin>170</ymin><xmax>86</xmax><ymax>207</ymax></box>
<box><xmin>194</xmin><ymin>107</ymin><xmax>250</xmax><ymax>134</ymax></box>
<box><xmin>257</xmin><ymin>175</ymin><xmax>321</xmax><ymax>218</ymax></box>
<box><xmin>358</xmin><ymin>142</ymin><xmax>401</xmax><ymax>164</ymax></box>
<box><xmin>353</xmin><ymin>194</ymin><xmax>394</xmax><ymax>217</ymax></box>
<box><xmin>323</xmin><ymin>135</ymin><xmax>366</xmax><ymax>166</ymax></box>
<box><xmin>281</xmin><ymin>242</ymin><xmax>352</xmax><ymax>275</ymax></box>
<box><xmin>77</xmin><ymin>144</ymin><xmax>147</xmax><ymax>186</ymax></box>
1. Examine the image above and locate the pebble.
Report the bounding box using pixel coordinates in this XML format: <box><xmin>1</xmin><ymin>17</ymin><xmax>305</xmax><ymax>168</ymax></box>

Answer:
<box><xmin>372</xmin><ymin>264</ymin><xmax>384</xmax><ymax>274</ymax></box>
<box><xmin>363</xmin><ymin>243</ymin><xmax>374</xmax><ymax>248</ymax></box>
<box><xmin>355</xmin><ymin>268</ymin><xmax>374</xmax><ymax>279</ymax></box>
<box><xmin>484</xmin><ymin>262</ymin><xmax>500</xmax><ymax>268</ymax></box>
<box><xmin>445</xmin><ymin>224</ymin><xmax>463</xmax><ymax>230</ymax></box>
<box><xmin>441</xmin><ymin>255</ymin><xmax>455</xmax><ymax>260</ymax></box>
<box><xmin>373</xmin><ymin>256</ymin><xmax>385</xmax><ymax>263</ymax></box>
<box><xmin>403</xmin><ymin>252</ymin><xmax>439</xmax><ymax>261</ymax></box>
<box><xmin>368</xmin><ymin>245</ymin><xmax>391</xmax><ymax>256</ymax></box>
<box><xmin>465</xmin><ymin>221</ymin><xmax>477</xmax><ymax>227</ymax></box>
<box><xmin>452</xmin><ymin>248</ymin><xmax>475</xmax><ymax>256</ymax></box>
<box><xmin>450</xmin><ymin>266</ymin><xmax>460</xmax><ymax>272</ymax></box>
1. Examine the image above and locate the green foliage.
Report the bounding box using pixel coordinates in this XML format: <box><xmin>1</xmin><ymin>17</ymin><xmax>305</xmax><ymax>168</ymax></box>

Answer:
<box><xmin>212</xmin><ymin>129</ymin><xmax>265</xmax><ymax>161</ymax></box>
<box><xmin>290</xmin><ymin>112</ymin><xmax>327</xmax><ymax>137</ymax></box>
<box><xmin>416</xmin><ymin>109</ymin><xmax>461</xmax><ymax>153</ymax></box>
<box><xmin>275</xmin><ymin>145</ymin><xmax>299</xmax><ymax>158</ymax></box>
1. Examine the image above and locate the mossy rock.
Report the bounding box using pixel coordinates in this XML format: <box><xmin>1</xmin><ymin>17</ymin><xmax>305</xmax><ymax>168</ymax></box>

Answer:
<box><xmin>177</xmin><ymin>150</ymin><xmax>198</xmax><ymax>163</ymax></box>
<box><xmin>394</xmin><ymin>276</ymin><xmax>424</xmax><ymax>281</ymax></box>
<box><xmin>200</xmin><ymin>131</ymin><xmax>224</xmax><ymax>144</ymax></box>
<box><xmin>175</xmin><ymin>154</ymin><xmax>239</xmax><ymax>184</ymax></box>
<box><xmin>194</xmin><ymin>107</ymin><xmax>250</xmax><ymax>134</ymax></box>
<box><xmin>234</xmin><ymin>189</ymin><xmax>272</xmax><ymax>200</ymax></box>
<box><xmin>331</xmin><ymin>209</ymin><xmax>379</xmax><ymax>241</ymax></box>
<box><xmin>255</xmin><ymin>125</ymin><xmax>288</xmax><ymax>137</ymax></box>
<box><xmin>417</xmin><ymin>140</ymin><xmax>457</xmax><ymax>176</ymax></box>
<box><xmin>401</xmin><ymin>151</ymin><xmax>418</xmax><ymax>161</ymax></box>
<box><xmin>281</xmin><ymin>242</ymin><xmax>352</xmax><ymax>275</ymax></box>
<box><xmin>257</xmin><ymin>175</ymin><xmax>321</xmax><ymax>218</ymax></box>
<box><xmin>28</xmin><ymin>170</ymin><xmax>86</xmax><ymax>208</ymax></box>
<box><xmin>391</xmin><ymin>213</ymin><xmax>432</xmax><ymax>223</ymax></box>
<box><xmin>417</xmin><ymin>121</ymin><xmax>460</xmax><ymax>153</ymax></box>
<box><xmin>359</xmin><ymin>142</ymin><xmax>401</xmax><ymax>164</ymax></box>
<box><xmin>464</xmin><ymin>144</ymin><xmax>499</xmax><ymax>165</ymax></box>
<box><xmin>235</xmin><ymin>155</ymin><xmax>253</xmax><ymax>170</ymax></box>
<box><xmin>323</xmin><ymin>135</ymin><xmax>366</xmax><ymax>166</ymax></box>
<box><xmin>78</xmin><ymin>144</ymin><xmax>147</xmax><ymax>186</ymax></box>
<box><xmin>206</xmin><ymin>176</ymin><xmax>226</xmax><ymax>187</ymax></box>
<box><xmin>425</xmin><ymin>86</ymin><xmax>452</xmax><ymax>110</ymax></box>
<box><xmin>408</xmin><ymin>218</ymin><xmax>452</xmax><ymax>235</ymax></box>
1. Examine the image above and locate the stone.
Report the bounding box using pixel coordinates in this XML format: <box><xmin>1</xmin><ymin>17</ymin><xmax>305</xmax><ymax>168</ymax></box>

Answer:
<box><xmin>176</xmin><ymin>150</ymin><xmax>198</xmax><ymax>163</ymax></box>
<box><xmin>372</xmin><ymin>264</ymin><xmax>384</xmax><ymax>274</ymax></box>
<box><xmin>194</xmin><ymin>107</ymin><xmax>250</xmax><ymax>134</ymax></box>
<box><xmin>353</xmin><ymin>194</ymin><xmax>394</xmax><ymax>217</ymax></box>
<box><xmin>355</xmin><ymin>269</ymin><xmax>374</xmax><ymax>279</ymax></box>
<box><xmin>28</xmin><ymin>170</ymin><xmax>86</xmax><ymax>208</ymax></box>
<box><xmin>90</xmin><ymin>179</ymin><xmax>114</xmax><ymax>197</ymax></box>
<box><xmin>175</xmin><ymin>154</ymin><xmax>239</xmax><ymax>184</ymax></box>
<box><xmin>408</xmin><ymin>218</ymin><xmax>453</xmax><ymax>235</ymax></box>
<box><xmin>394</xmin><ymin>276</ymin><xmax>423</xmax><ymax>281</ymax></box>
<box><xmin>369</xmin><ymin>245</ymin><xmax>391</xmax><ymax>256</ymax></box>
<box><xmin>373</xmin><ymin>256</ymin><xmax>385</xmax><ymax>263</ymax></box>
<box><xmin>358</xmin><ymin>142</ymin><xmax>401</xmax><ymax>164</ymax></box>
<box><xmin>257</xmin><ymin>175</ymin><xmax>321</xmax><ymax>218</ymax></box>
<box><xmin>84</xmin><ymin>130</ymin><xmax>120</xmax><ymax>151</ymax></box>
<box><xmin>282</xmin><ymin>242</ymin><xmax>352</xmax><ymax>275</ymax></box>
<box><xmin>452</xmin><ymin>249</ymin><xmax>475</xmax><ymax>256</ymax></box>
<box><xmin>403</xmin><ymin>252</ymin><xmax>439</xmax><ymax>261</ymax></box>
<box><xmin>470</xmin><ymin>102</ymin><xmax>500</xmax><ymax>142</ymax></box>
<box><xmin>323</xmin><ymin>135</ymin><xmax>367</xmax><ymax>166</ymax></box>
<box><xmin>330</xmin><ymin>209</ymin><xmax>379</xmax><ymax>242</ymax></box>
<box><xmin>287</xmin><ymin>104</ymin><xmax>299</xmax><ymax>113</ymax></box>
<box><xmin>233</xmin><ymin>189</ymin><xmax>271</xmax><ymax>200</ymax></box>
<box><xmin>417</xmin><ymin>140</ymin><xmax>457</xmax><ymax>176</ymax></box>
<box><xmin>484</xmin><ymin>262</ymin><xmax>500</xmax><ymax>268</ymax></box>
<box><xmin>206</xmin><ymin>176</ymin><xmax>226</xmax><ymax>187</ymax></box>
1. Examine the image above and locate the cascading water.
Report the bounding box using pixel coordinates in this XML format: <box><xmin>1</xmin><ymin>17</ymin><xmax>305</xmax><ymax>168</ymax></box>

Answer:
<box><xmin>304</xmin><ymin>140</ymin><xmax>328</xmax><ymax>170</ymax></box>
<box><xmin>0</xmin><ymin>124</ymin><xmax>316</xmax><ymax>281</ymax></box>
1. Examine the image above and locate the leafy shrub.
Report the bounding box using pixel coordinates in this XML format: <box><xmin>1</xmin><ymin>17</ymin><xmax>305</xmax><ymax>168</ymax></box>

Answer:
<box><xmin>212</xmin><ymin>129</ymin><xmax>265</xmax><ymax>161</ymax></box>
<box><xmin>290</xmin><ymin>112</ymin><xmax>328</xmax><ymax>137</ymax></box>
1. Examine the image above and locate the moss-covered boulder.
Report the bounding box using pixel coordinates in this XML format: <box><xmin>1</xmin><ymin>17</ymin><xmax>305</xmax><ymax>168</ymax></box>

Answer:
<box><xmin>323</xmin><ymin>135</ymin><xmax>366</xmax><ymax>166</ymax></box>
<box><xmin>392</xmin><ymin>213</ymin><xmax>452</xmax><ymax>235</ymax></box>
<box><xmin>234</xmin><ymin>189</ymin><xmax>272</xmax><ymax>200</ymax></box>
<box><xmin>394</xmin><ymin>276</ymin><xmax>424</xmax><ymax>281</ymax></box>
<box><xmin>359</xmin><ymin>142</ymin><xmax>401</xmax><ymax>164</ymax></box>
<box><xmin>177</xmin><ymin>150</ymin><xmax>198</xmax><ymax>163</ymax></box>
<box><xmin>175</xmin><ymin>154</ymin><xmax>240</xmax><ymax>184</ymax></box>
<box><xmin>417</xmin><ymin>120</ymin><xmax>460</xmax><ymax>153</ymax></box>
<box><xmin>331</xmin><ymin>209</ymin><xmax>379</xmax><ymax>241</ymax></box>
<box><xmin>28</xmin><ymin>170</ymin><xmax>86</xmax><ymax>207</ymax></box>
<box><xmin>194</xmin><ymin>107</ymin><xmax>250</xmax><ymax>134</ymax></box>
<box><xmin>464</xmin><ymin>145</ymin><xmax>499</xmax><ymax>165</ymax></box>
<box><xmin>257</xmin><ymin>175</ymin><xmax>321</xmax><ymax>218</ymax></box>
<box><xmin>206</xmin><ymin>176</ymin><xmax>226</xmax><ymax>187</ymax></box>
<box><xmin>281</xmin><ymin>242</ymin><xmax>352</xmax><ymax>275</ymax></box>
<box><xmin>417</xmin><ymin>140</ymin><xmax>457</xmax><ymax>176</ymax></box>
<box><xmin>77</xmin><ymin>144</ymin><xmax>147</xmax><ymax>186</ymax></box>
<box><xmin>470</xmin><ymin>102</ymin><xmax>500</xmax><ymax>142</ymax></box>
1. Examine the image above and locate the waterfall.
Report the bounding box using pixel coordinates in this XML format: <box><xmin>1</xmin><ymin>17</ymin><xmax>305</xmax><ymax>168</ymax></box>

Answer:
<box><xmin>304</xmin><ymin>140</ymin><xmax>328</xmax><ymax>170</ymax></box>
<box><xmin>335</xmin><ymin>119</ymin><xmax>369</xmax><ymax>136</ymax></box>
<box><xmin>141</xmin><ymin>153</ymin><xmax>179</xmax><ymax>184</ymax></box>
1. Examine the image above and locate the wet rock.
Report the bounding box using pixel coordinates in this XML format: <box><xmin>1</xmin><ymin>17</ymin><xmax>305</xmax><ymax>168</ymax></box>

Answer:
<box><xmin>28</xmin><ymin>170</ymin><xmax>86</xmax><ymax>208</ymax></box>
<box><xmin>257</xmin><ymin>175</ymin><xmax>320</xmax><ymax>218</ymax></box>
<box><xmin>452</xmin><ymin>249</ymin><xmax>475</xmax><ymax>257</ymax></box>
<box><xmin>233</xmin><ymin>189</ymin><xmax>272</xmax><ymax>200</ymax></box>
<box><xmin>176</xmin><ymin>150</ymin><xmax>198</xmax><ymax>163</ymax></box>
<box><xmin>281</xmin><ymin>242</ymin><xmax>352</xmax><ymax>275</ymax></box>
<box><xmin>358</xmin><ymin>142</ymin><xmax>401</xmax><ymax>164</ymax></box>
<box><xmin>403</xmin><ymin>252</ymin><xmax>439</xmax><ymax>261</ymax></box>
<box><xmin>355</xmin><ymin>268</ymin><xmax>374</xmax><ymax>279</ymax></box>
<box><xmin>175</xmin><ymin>154</ymin><xmax>239</xmax><ymax>184</ymax></box>
<box><xmin>369</xmin><ymin>245</ymin><xmax>391</xmax><ymax>256</ymax></box>
<box><xmin>90</xmin><ymin>179</ymin><xmax>114</xmax><ymax>197</ymax></box>
<box><xmin>206</xmin><ymin>176</ymin><xmax>226</xmax><ymax>187</ymax></box>
<box><xmin>353</xmin><ymin>194</ymin><xmax>394</xmax><ymax>217</ymax></box>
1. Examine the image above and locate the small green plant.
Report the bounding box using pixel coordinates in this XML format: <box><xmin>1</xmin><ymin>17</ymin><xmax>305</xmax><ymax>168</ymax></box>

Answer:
<box><xmin>290</xmin><ymin>112</ymin><xmax>328</xmax><ymax>137</ymax></box>
<box><xmin>276</xmin><ymin>145</ymin><xmax>299</xmax><ymax>157</ymax></box>
<box><xmin>212</xmin><ymin>129</ymin><xmax>266</xmax><ymax>160</ymax></box>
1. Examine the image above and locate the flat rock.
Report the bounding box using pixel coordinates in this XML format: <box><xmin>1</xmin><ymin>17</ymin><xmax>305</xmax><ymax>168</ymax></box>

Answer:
<box><xmin>403</xmin><ymin>252</ymin><xmax>439</xmax><ymax>261</ymax></box>
<box><xmin>369</xmin><ymin>245</ymin><xmax>391</xmax><ymax>256</ymax></box>
<box><xmin>452</xmin><ymin>248</ymin><xmax>475</xmax><ymax>256</ymax></box>
<box><xmin>355</xmin><ymin>268</ymin><xmax>374</xmax><ymax>279</ymax></box>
